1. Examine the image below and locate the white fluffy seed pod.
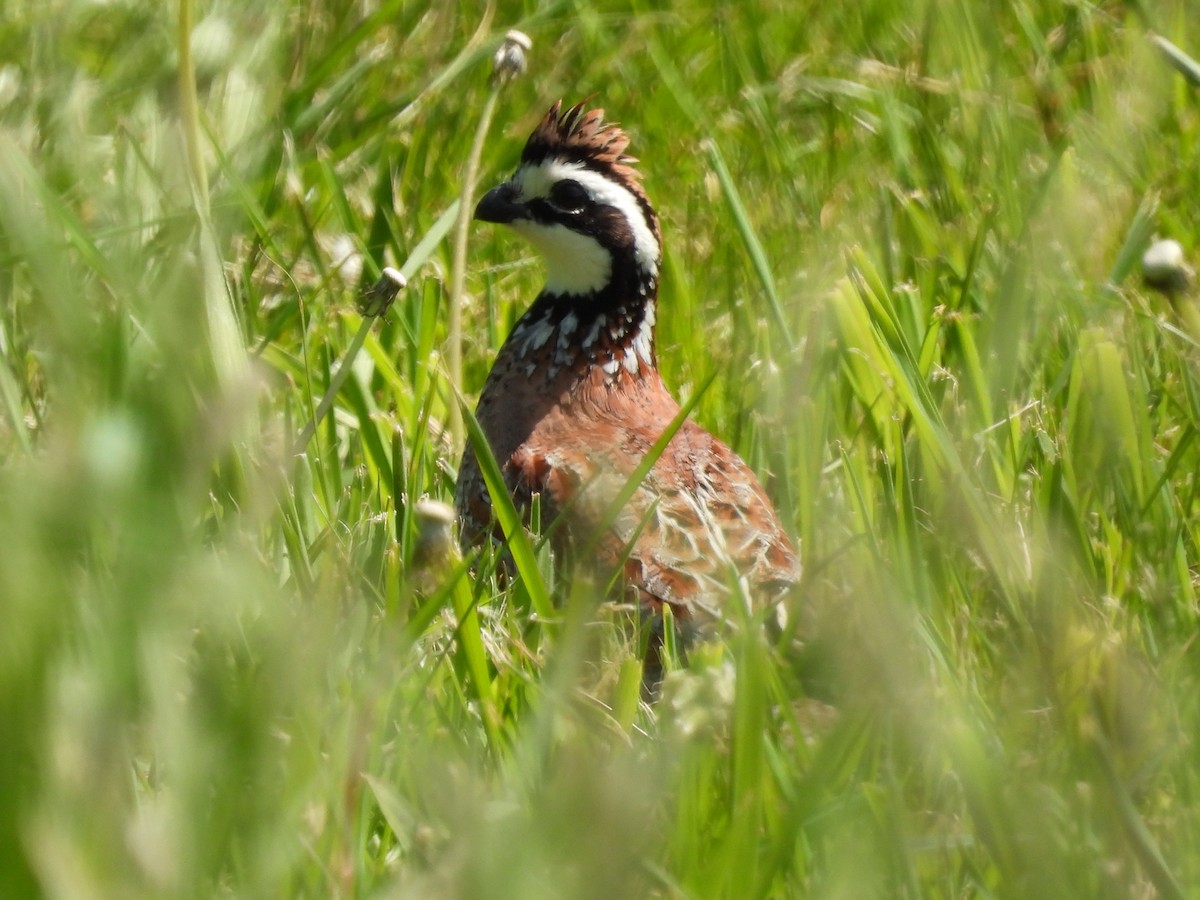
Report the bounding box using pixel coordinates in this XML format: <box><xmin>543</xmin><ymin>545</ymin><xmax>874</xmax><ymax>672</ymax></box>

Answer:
<box><xmin>1143</xmin><ymin>239</ymin><xmax>1193</xmax><ymax>293</ymax></box>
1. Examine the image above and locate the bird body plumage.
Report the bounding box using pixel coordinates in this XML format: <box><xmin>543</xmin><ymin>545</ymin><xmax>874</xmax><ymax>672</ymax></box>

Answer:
<box><xmin>457</xmin><ymin>101</ymin><xmax>799</xmax><ymax>672</ymax></box>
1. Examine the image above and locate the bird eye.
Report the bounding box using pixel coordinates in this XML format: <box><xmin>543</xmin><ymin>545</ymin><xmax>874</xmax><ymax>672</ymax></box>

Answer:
<box><xmin>549</xmin><ymin>179</ymin><xmax>590</xmax><ymax>214</ymax></box>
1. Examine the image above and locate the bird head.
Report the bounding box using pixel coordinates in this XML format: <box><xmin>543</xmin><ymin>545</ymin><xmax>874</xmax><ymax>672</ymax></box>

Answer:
<box><xmin>476</xmin><ymin>101</ymin><xmax>662</xmax><ymax>299</ymax></box>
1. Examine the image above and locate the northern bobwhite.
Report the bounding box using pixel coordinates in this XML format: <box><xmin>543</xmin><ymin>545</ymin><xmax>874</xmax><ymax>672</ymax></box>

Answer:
<box><xmin>457</xmin><ymin>101</ymin><xmax>799</xmax><ymax>685</ymax></box>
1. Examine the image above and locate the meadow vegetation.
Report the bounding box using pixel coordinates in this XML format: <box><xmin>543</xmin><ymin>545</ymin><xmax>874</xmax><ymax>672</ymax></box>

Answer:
<box><xmin>1</xmin><ymin>0</ymin><xmax>1199</xmax><ymax>896</ymax></box>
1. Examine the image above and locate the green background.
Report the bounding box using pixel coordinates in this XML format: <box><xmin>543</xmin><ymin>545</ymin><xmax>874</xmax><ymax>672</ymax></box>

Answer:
<box><xmin>1</xmin><ymin>0</ymin><xmax>1198</xmax><ymax>896</ymax></box>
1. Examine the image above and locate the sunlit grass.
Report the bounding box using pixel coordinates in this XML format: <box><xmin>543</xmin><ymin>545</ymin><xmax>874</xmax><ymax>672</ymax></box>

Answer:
<box><xmin>2</xmin><ymin>0</ymin><xmax>1200</xmax><ymax>896</ymax></box>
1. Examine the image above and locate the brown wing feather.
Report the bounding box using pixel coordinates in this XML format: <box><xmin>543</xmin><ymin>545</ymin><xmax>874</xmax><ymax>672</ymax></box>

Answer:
<box><xmin>501</xmin><ymin>407</ymin><xmax>799</xmax><ymax>625</ymax></box>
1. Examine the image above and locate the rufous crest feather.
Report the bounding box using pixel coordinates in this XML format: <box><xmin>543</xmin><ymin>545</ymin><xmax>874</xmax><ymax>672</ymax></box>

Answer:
<box><xmin>521</xmin><ymin>100</ymin><xmax>642</xmax><ymax>180</ymax></box>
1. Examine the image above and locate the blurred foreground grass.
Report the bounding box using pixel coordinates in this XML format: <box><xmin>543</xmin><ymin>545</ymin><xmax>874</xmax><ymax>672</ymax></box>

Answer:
<box><xmin>2</xmin><ymin>0</ymin><xmax>1200</xmax><ymax>896</ymax></box>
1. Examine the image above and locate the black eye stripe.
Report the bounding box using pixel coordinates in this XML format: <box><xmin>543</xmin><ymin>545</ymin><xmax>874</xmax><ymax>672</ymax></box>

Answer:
<box><xmin>549</xmin><ymin>179</ymin><xmax>590</xmax><ymax>213</ymax></box>
<box><xmin>524</xmin><ymin>198</ymin><xmax>560</xmax><ymax>222</ymax></box>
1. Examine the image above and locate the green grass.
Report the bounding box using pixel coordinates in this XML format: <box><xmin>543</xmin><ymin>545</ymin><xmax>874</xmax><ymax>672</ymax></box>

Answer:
<box><xmin>2</xmin><ymin>0</ymin><xmax>1200</xmax><ymax>896</ymax></box>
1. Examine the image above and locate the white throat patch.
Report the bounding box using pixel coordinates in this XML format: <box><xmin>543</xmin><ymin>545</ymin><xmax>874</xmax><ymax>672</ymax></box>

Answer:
<box><xmin>509</xmin><ymin>159</ymin><xmax>660</xmax><ymax>296</ymax></box>
<box><xmin>508</xmin><ymin>219</ymin><xmax>612</xmax><ymax>295</ymax></box>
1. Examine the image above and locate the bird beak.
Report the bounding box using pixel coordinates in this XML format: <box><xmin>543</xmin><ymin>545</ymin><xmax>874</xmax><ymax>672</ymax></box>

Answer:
<box><xmin>474</xmin><ymin>182</ymin><xmax>524</xmax><ymax>224</ymax></box>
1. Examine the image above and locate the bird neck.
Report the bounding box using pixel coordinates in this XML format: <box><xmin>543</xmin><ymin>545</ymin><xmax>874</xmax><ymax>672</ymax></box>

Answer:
<box><xmin>504</xmin><ymin>278</ymin><xmax>659</xmax><ymax>383</ymax></box>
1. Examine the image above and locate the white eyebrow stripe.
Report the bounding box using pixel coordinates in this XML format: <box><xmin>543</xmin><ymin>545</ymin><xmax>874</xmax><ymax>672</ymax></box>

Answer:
<box><xmin>515</xmin><ymin>159</ymin><xmax>660</xmax><ymax>275</ymax></box>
